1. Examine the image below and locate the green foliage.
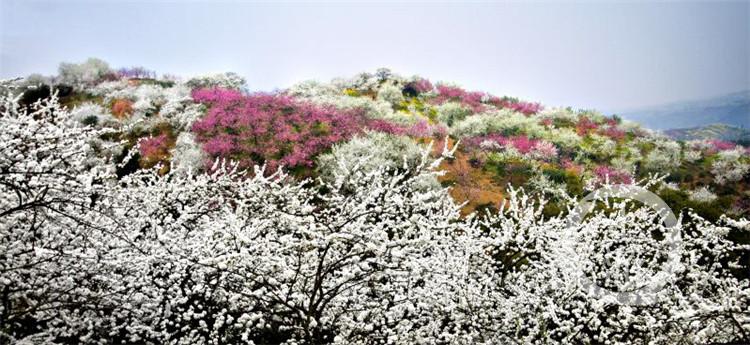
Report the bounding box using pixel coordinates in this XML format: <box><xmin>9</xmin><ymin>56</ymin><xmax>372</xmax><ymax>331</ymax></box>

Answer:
<box><xmin>658</xmin><ymin>187</ymin><xmax>733</xmax><ymax>223</ymax></box>
<box><xmin>564</xmin><ymin>171</ymin><xmax>585</xmax><ymax>196</ymax></box>
<box><xmin>82</xmin><ymin>115</ymin><xmax>99</xmax><ymax>126</ymax></box>
<box><xmin>542</xmin><ymin>167</ymin><xmax>567</xmax><ymax>184</ymax></box>
<box><xmin>542</xmin><ymin>202</ymin><xmax>562</xmax><ymax>218</ymax></box>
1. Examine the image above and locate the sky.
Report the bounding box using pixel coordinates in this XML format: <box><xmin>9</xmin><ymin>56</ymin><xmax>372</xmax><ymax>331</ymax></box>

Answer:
<box><xmin>0</xmin><ymin>0</ymin><xmax>748</xmax><ymax>112</ymax></box>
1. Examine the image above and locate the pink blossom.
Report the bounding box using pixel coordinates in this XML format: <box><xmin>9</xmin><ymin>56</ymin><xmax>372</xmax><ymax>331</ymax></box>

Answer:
<box><xmin>192</xmin><ymin>89</ymin><xmax>364</xmax><ymax>173</ymax></box>
<box><xmin>366</xmin><ymin>119</ymin><xmax>407</xmax><ymax>135</ymax></box>
<box><xmin>191</xmin><ymin>88</ymin><xmax>244</xmax><ymax>104</ymax></box>
<box><xmin>531</xmin><ymin>140</ymin><xmax>559</xmax><ymax>160</ymax></box>
<box><xmin>436</xmin><ymin>85</ymin><xmax>466</xmax><ymax>100</ymax></box>
<box><xmin>594</xmin><ymin>165</ymin><xmax>633</xmax><ymax>185</ymax></box>
<box><xmin>407</xmin><ymin>120</ymin><xmax>432</xmax><ymax>138</ymax></box>
<box><xmin>432</xmin><ymin>85</ymin><xmax>485</xmax><ymax>112</ymax></box>
<box><xmin>487</xmin><ymin>97</ymin><xmax>543</xmax><ymax>115</ymax></box>
<box><xmin>600</xmin><ymin>126</ymin><xmax>626</xmax><ymax>141</ymax></box>
<box><xmin>576</xmin><ymin>117</ymin><xmax>599</xmax><ymax>136</ymax></box>
<box><xmin>504</xmin><ymin>101</ymin><xmax>543</xmax><ymax>116</ymax></box>
<box><xmin>411</xmin><ymin>121</ymin><xmax>447</xmax><ymax>139</ymax></box>
<box><xmin>139</xmin><ymin>134</ymin><xmax>169</xmax><ymax>159</ymax></box>
<box><xmin>562</xmin><ymin>159</ymin><xmax>584</xmax><ymax>175</ymax></box>
<box><xmin>709</xmin><ymin>139</ymin><xmax>736</xmax><ymax>152</ymax></box>
<box><xmin>203</xmin><ymin>135</ymin><xmax>234</xmax><ymax>156</ymax></box>
<box><xmin>366</xmin><ymin>119</ymin><xmax>447</xmax><ymax>139</ymax></box>
<box><xmin>431</xmin><ymin>124</ymin><xmax>448</xmax><ymax>138</ymax></box>
<box><xmin>413</xmin><ymin>79</ymin><xmax>434</xmax><ymax>93</ymax></box>
<box><xmin>508</xmin><ymin>135</ymin><xmax>537</xmax><ymax>154</ymax></box>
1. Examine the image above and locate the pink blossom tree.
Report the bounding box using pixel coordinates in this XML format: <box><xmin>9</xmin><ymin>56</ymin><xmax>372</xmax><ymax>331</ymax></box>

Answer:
<box><xmin>192</xmin><ymin>88</ymin><xmax>365</xmax><ymax>173</ymax></box>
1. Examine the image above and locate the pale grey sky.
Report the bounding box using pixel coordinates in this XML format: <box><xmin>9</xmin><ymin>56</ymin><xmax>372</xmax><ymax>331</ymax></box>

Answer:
<box><xmin>1</xmin><ymin>0</ymin><xmax>748</xmax><ymax>112</ymax></box>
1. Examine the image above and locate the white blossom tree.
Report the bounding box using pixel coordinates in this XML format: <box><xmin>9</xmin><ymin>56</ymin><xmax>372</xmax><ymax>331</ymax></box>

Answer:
<box><xmin>1</xmin><ymin>85</ymin><xmax>748</xmax><ymax>344</ymax></box>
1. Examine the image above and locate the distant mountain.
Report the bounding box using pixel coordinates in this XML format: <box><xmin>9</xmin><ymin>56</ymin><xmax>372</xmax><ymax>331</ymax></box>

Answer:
<box><xmin>619</xmin><ymin>90</ymin><xmax>750</xmax><ymax>130</ymax></box>
<box><xmin>663</xmin><ymin>123</ymin><xmax>750</xmax><ymax>143</ymax></box>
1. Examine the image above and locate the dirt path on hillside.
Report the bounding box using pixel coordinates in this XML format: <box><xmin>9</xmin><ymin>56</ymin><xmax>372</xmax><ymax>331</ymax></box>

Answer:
<box><xmin>434</xmin><ymin>138</ymin><xmax>505</xmax><ymax>216</ymax></box>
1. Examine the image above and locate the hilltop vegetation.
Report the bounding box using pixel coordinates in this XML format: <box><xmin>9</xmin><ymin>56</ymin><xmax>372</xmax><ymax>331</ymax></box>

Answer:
<box><xmin>16</xmin><ymin>58</ymin><xmax>749</xmax><ymax>220</ymax></box>
<box><xmin>1</xmin><ymin>58</ymin><xmax>749</xmax><ymax>344</ymax></box>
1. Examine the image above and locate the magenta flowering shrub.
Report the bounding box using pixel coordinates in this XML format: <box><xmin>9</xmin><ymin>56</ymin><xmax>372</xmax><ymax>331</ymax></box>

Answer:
<box><xmin>364</xmin><ymin>119</ymin><xmax>447</xmax><ymax>139</ymax></box>
<box><xmin>506</xmin><ymin>135</ymin><xmax>538</xmax><ymax>153</ymax></box>
<box><xmin>502</xmin><ymin>100</ymin><xmax>543</xmax><ymax>115</ymax></box>
<box><xmin>413</xmin><ymin>78</ymin><xmax>434</xmax><ymax>93</ymax></box>
<box><xmin>601</xmin><ymin>125</ymin><xmax>626</xmax><ymax>141</ymax></box>
<box><xmin>403</xmin><ymin>78</ymin><xmax>434</xmax><ymax>96</ymax></box>
<box><xmin>435</xmin><ymin>85</ymin><xmax>467</xmax><ymax>100</ymax></box>
<box><xmin>405</xmin><ymin>120</ymin><xmax>431</xmax><ymax>138</ymax></box>
<box><xmin>597</xmin><ymin>118</ymin><xmax>625</xmax><ymax>140</ymax></box>
<box><xmin>593</xmin><ymin>165</ymin><xmax>633</xmax><ymax>185</ymax></box>
<box><xmin>405</xmin><ymin>120</ymin><xmax>448</xmax><ymax>138</ymax></box>
<box><xmin>192</xmin><ymin>88</ymin><xmax>364</xmax><ymax>172</ymax></box>
<box><xmin>433</xmin><ymin>85</ymin><xmax>486</xmax><ymax>112</ymax></box>
<box><xmin>576</xmin><ymin>117</ymin><xmax>599</xmax><ymax>136</ymax></box>
<box><xmin>139</xmin><ymin>134</ymin><xmax>170</xmax><ymax>158</ymax></box>
<box><xmin>138</xmin><ymin>133</ymin><xmax>174</xmax><ymax>170</ymax></box>
<box><xmin>192</xmin><ymin>87</ymin><xmax>244</xmax><ymax>105</ymax></box>
<box><xmin>366</xmin><ymin>119</ymin><xmax>407</xmax><ymax>135</ymax></box>
<box><xmin>709</xmin><ymin>139</ymin><xmax>737</xmax><ymax>152</ymax></box>
<box><xmin>531</xmin><ymin>140</ymin><xmax>559</xmax><ymax>159</ymax></box>
<box><xmin>430</xmin><ymin>85</ymin><xmax>542</xmax><ymax>115</ymax></box>
<box><xmin>486</xmin><ymin>96</ymin><xmax>543</xmax><ymax>115</ymax></box>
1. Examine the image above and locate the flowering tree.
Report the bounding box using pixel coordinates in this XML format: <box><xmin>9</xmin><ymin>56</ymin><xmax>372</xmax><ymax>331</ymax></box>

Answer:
<box><xmin>451</xmin><ymin>186</ymin><xmax>750</xmax><ymax>343</ymax></box>
<box><xmin>57</xmin><ymin>58</ymin><xmax>113</xmax><ymax>89</ymax></box>
<box><xmin>0</xmin><ymin>81</ymin><xmax>118</xmax><ymax>342</ymax></box>
<box><xmin>191</xmin><ymin>88</ymin><xmax>365</xmax><ymax>172</ymax></box>
<box><xmin>432</xmin><ymin>84</ymin><xmax>486</xmax><ymax>112</ymax></box>
<box><xmin>185</xmin><ymin>72</ymin><xmax>247</xmax><ymax>91</ymax></box>
<box><xmin>1</xmin><ymin>81</ymin><xmax>748</xmax><ymax>344</ymax></box>
<box><xmin>711</xmin><ymin>147</ymin><xmax>750</xmax><ymax>185</ymax></box>
<box><xmin>593</xmin><ymin>165</ymin><xmax>634</xmax><ymax>185</ymax></box>
<box><xmin>138</xmin><ymin>133</ymin><xmax>173</xmax><ymax>167</ymax></box>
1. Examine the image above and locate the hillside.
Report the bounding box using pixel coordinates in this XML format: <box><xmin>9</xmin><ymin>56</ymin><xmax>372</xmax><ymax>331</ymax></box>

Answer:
<box><xmin>12</xmin><ymin>59</ymin><xmax>750</xmax><ymax>220</ymax></box>
<box><xmin>619</xmin><ymin>90</ymin><xmax>750</xmax><ymax>130</ymax></box>
<box><xmin>2</xmin><ymin>59</ymin><xmax>750</xmax><ymax>344</ymax></box>
<box><xmin>664</xmin><ymin>123</ymin><xmax>750</xmax><ymax>143</ymax></box>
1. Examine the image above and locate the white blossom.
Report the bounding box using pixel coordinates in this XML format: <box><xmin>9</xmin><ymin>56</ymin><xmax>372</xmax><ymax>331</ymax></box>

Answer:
<box><xmin>450</xmin><ymin>109</ymin><xmax>544</xmax><ymax>138</ymax></box>
<box><xmin>644</xmin><ymin>139</ymin><xmax>682</xmax><ymax>171</ymax></box>
<box><xmin>57</xmin><ymin>58</ymin><xmax>112</xmax><ymax>89</ymax></box>
<box><xmin>711</xmin><ymin>148</ymin><xmax>750</xmax><ymax>185</ymax></box>
<box><xmin>185</xmin><ymin>72</ymin><xmax>246</xmax><ymax>91</ymax></box>
<box><xmin>1</xmin><ymin>80</ymin><xmax>748</xmax><ymax>345</ymax></box>
<box><xmin>689</xmin><ymin>186</ymin><xmax>718</xmax><ymax>203</ymax></box>
<box><xmin>435</xmin><ymin>102</ymin><xmax>472</xmax><ymax>127</ymax></box>
<box><xmin>170</xmin><ymin>132</ymin><xmax>207</xmax><ymax>174</ymax></box>
<box><xmin>376</xmin><ymin>82</ymin><xmax>405</xmax><ymax>107</ymax></box>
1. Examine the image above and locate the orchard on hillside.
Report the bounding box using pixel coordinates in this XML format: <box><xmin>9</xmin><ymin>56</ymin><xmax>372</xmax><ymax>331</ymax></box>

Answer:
<box><xmin>0</xmin><ymin>60</ymin><xmax>749</xmax><ymax>344</ymax></box>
